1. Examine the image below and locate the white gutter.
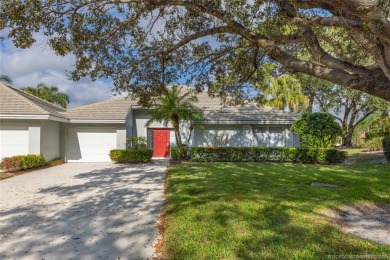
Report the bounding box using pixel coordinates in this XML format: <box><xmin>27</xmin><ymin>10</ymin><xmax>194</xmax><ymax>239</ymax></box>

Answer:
<box><xmin>0</xmin><ymin>114</ymin><xmax>68</xmax><ymax>122</ymax></box>
<box><xmin>194</xmin><ymin>120</ymin><xmax>296</xmax><ymax>124</ymax></box>
<box><xmin>69</xmin><ymin>119</ymin><xmax>125</xmax><ymax>123</ymax></box>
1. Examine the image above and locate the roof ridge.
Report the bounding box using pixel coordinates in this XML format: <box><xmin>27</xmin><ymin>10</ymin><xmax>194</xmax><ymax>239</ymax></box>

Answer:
<box><xmin>67</xmin><ymin>95</ymin><xmax>133</xmax><ymax>111</ymax></box>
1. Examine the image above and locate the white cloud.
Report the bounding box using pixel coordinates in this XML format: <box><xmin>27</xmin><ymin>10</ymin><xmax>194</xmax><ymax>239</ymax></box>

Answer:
<box><xmin>0</xmin><ymin>33</ymin><xmax>118</xmax><ymax>108</ymax></box>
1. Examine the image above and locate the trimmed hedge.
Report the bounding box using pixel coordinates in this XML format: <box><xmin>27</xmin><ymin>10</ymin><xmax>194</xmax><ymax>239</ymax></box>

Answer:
<box><xmin>383</xmin><ymin>135</ymin><xmax>390</xmax><ymax>162</ymax></box>
<box><xmin>0</xmin><ymin>154</ymin><xmax>46</xmax><ymax>172</ymax></box>
<box><xmin>191</xmin><ymin>147</ymin><xmax>347</xmax><ymax>164</ymax></box>
<box><xmin>170</xmin><ymin>146</ymin><xmax>190</xmax><ymax>160</ymax></box>
<box><xmin>109</xmin><ymin>149</ymin><xmax>153</xmax><ymax>163</ymax></box>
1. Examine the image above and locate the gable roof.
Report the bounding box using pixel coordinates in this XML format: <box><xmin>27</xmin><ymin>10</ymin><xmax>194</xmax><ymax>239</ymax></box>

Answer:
<box><xmin>0</xmin><ymin>82</ymin><xmax>67</xmax><ymax>119</ymax></box>
<box><xmin>200</xmin><ymin>104</ymin><xmax>299</xmax><ymax>124</ymax></box>
<box><xmin>65</xmin><ymin>86</ymin><xmax>299</xmax><ymax>123</ymax></box>
<box><xmin>1</xmin><ymin>83</ymin><xmax>299</xmax><ymax>124</ymax></box>
<box><xmin>64</xmin><ymin>96</ymin><xmax>137</xmax><ymax>121</ymax></box>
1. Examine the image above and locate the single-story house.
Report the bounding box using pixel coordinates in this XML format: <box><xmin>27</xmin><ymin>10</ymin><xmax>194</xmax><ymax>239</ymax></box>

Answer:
<box><xmin>0</xmin><ymin>82</ymin><xmax>300</xmax><ymax>162</ymax></box>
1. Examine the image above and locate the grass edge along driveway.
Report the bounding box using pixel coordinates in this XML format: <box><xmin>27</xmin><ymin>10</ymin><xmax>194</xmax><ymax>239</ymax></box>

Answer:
<box><xmin>163</xmin><ymin>162</ymin><xmax>390</xmax><ymax>259</ymax></box>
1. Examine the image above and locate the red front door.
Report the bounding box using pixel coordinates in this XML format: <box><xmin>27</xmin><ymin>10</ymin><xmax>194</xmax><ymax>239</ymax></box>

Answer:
<box><xmin>153</xmin><ymin>129</ymin><xmax>170</xmax><ymax>157</ymax></box>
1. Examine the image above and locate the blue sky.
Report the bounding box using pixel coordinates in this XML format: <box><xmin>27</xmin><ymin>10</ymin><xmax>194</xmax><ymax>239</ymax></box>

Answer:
<box><xmin>0</xmin><ymin>32</ymin><xmax>120</xmax><ymax>108</ymax></box>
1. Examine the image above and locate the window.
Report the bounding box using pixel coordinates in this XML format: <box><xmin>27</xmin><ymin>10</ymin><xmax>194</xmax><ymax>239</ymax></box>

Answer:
<box><xmin>269</xmin><ymin>127</ymin><xmax>284</xmax><ymax>147</ymax></box>
<box><xmin>253</xmin><ymin>126</ymin><xmax>285</xmax><ymax>147</ymax></box>
<box><xmin>147</xmin><ymin>129</ymin><xmax>154</xmax><ymax>149</ymax></box>
<box><xmin>254</xmin><ymin>126</ymin><xmax>268</xmax><ymax>146</ymax></box>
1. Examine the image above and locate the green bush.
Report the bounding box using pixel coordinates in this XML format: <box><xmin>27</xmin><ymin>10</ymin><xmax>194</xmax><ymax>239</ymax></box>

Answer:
<box><xmin>170</xmin><ymin>145</ymin><xmax>190</xmax><ymax>160</ymax></box>
<box><xmin>191</xmin><ymin>147</ymin><xmax>347</xmax><ymax>164</ymax></box>
<box><xmin>291</xmin><ymin>113</ymin><xmax>342</xmax><ymax>148</ymax></box>
<box><xmin>48</xmin><ymin>158</ymin><xmax>65</xmax><ymax>167</ymax></box>
<box><xmin>109</xmin><ymin>149</ymin><xmax>153</xmax><ymax>163</ymax></box>
<box><xmin>363</xmin><ymin>137</ymin><xmax>384</xmax><ymax>152</ymax></box>
<box><xmin>383</xmin><ymin>135</ymin><xmax>390</xmax><ymax>162</ymax></box>
<box><xmin>0</xmin><ymin>154</ymin><xmax>46</xmax><ymax>172</ymax></box>
<box><xmin>365</xmin><ymin>131</ymin><xmax>390</xmax><ymax>140</ymax></box>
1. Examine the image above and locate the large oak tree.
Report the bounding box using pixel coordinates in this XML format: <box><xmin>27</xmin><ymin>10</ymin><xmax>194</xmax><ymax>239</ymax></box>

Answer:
<box><xmin>1</xmin><ymin>0</ymin><xmax>390</xmax><ymax>102</ymax></box>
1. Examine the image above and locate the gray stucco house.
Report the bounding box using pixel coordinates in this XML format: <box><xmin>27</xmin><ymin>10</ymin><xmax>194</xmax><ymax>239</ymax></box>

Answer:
<box><xmin>0</xmin><ymin>82</ymin><xmax>300</xmax><ymax>162</ymax></box>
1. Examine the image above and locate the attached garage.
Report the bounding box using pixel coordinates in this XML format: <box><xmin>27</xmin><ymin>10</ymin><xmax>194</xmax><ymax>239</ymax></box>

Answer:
<box><xmin>67</xmin><ymin>128</ymin><xmax>118</xmax><ymax>162</ymax></box>
<box><xmin>0</xmin><ymin>124</ymin><xmax>29</xmax><ymax>159</ymax></box>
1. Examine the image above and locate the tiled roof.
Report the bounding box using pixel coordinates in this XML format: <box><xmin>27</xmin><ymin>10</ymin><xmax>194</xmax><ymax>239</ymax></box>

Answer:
<box><xmin>0</xmin><ymin>82</ymin><xmax>67</xmax><ymax>118</ymax></box>
<box><xmin>183</xmin><ymin>86</ymin><xmax>300</xmax><ymax>123</ymax></box>
<box><xmin>64</xmin><ymin>97</ymin><xmax>138</xmax><ymax>120</ymax></box>
<box><xmin>200</xmin><ymin>104</ymin><xmax>299</xmax><ymax>123</ymax></box>
<box><xmin>1</xmin><ymin>83</ymin><xmax>299</xmax><ymax>123</ymax></box>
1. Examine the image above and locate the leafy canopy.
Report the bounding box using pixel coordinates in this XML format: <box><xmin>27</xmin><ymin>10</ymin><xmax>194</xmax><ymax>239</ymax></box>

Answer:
<box><xmin>1</xmin><ymin>0</ymin><xmax>390</xmax><ymax>103</ymax></box>
<box><xmin>258</xmin><ymin>73</ymin><xmax>309</xmax><ymax>113</ymax></box>
<box><xmin>22</xmin><ymin>83</ymin><xmax>70</xmax><ymax>108</ymax></box>
<box><xmin>291</xmin><ymin>112</ymin><xmax>342</xmax><ymax>148</ymax></box>
<box><xmin>146</xmin><ymin>85</ymin><xmax>202</xmax><ymax>127</ymax></box>
<box><xmin>147</xmin><ymin>85</ymin><xmax>202</xmax><ymax>157</ymax></box>
<box><xmin>0</xmin><ymin>75</ymin><xmax>13</xmax><ymax>85</ymax></box>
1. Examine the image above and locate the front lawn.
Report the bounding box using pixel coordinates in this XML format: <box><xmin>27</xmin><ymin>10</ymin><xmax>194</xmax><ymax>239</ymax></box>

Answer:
<box><xmin>163</xmin><ymin>162</ymin><xmax>390</xmax><ymax>259</ymax></box>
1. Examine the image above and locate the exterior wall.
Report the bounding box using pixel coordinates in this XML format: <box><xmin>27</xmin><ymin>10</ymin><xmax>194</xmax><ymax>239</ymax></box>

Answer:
<box><xmin>116</xmin><ymin>129</ymin><xmax>127</xmax><ymax>149</ymax></box>
<box><xmin>40</xmin><ymin>120</ymin><xmax>60</xmax><ymax>161</ymax></box>
<box><xmin>193</xmin><ymin>124</ymin><xmax>299</xmax><ymax>147</ymax></box>
<box><xmin>128</xmin><ymin>109</ymin><xmax>299</xmax><ymax>148</ymax></box>
<box><xmin>193</xmin><ymin>124</ymin><xmax>244</xmax><ymax>147</ymax></box>
<box><xmin>28</xmin><ymin>124</ymin><xmax>41</xmax><ymax>154</ymax></box>
<box><xmin>130</xmin><ymin>109</ymin><xmax>190</xmax><ymax>146</ymax></box>
<box><xmin>252</xmin><ymin>124</ymin><xmax>295</xmax><ymax>147</ymax></box>
<box><xmin>60</xmin><ymin>123</ymin><xmax>66</xmax><ymax>159</ymax></box>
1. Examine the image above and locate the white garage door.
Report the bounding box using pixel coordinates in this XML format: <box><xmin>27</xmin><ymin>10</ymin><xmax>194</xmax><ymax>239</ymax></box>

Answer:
<box><xmin>0</xmin><ymin>124</ymin><xmax>29</xmax><ymax>159</ymax></box>
<box><xmin>67</xmin><ymin>128</ymin><xmax>117</xmax><ymax>162</ymax></box>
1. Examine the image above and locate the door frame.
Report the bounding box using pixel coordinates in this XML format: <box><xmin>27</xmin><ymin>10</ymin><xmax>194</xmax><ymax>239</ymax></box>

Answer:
<box><xmin>148</xmin><ymin>128</ymin><xmax>171</xmax><ymax>158</ymax></box>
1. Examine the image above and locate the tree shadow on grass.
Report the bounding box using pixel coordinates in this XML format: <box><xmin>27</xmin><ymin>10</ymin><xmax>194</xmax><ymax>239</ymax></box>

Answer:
<box><xmin>165</xmin><ymin>162</ymin><xmax>390</xmax><ymax>259</ymax></box>
<box><xmin>0</xmin><ymin>162</ymin><xmax>166</xmax><ymax>259</ymax></box>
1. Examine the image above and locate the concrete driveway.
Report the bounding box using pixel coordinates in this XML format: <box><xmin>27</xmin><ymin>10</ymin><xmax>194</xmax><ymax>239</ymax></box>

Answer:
<box><xmin>0</xmin><ymin>160</ymin><xmax>167</xmax><ymax>260</ymax></box>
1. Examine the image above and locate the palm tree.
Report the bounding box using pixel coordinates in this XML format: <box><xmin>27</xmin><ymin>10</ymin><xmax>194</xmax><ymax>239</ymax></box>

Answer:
<box><xmin>263</xmin><ymin>75</ymin><xmax>309</xmax><ymax>113</ymax></box>
<box><xmin>22</xmin><ymin>83</ymin><xmax>70</xmax><ymax>108</ymax></box>
<box><xmin>0</xmin><ymin>75</ymin><xmax>13</xmax><ymax>85</ymax></box>
<box><xmin>146</xmin><ymin>85</ymin><xmax>202</xmax><ymax>158</ymax></box>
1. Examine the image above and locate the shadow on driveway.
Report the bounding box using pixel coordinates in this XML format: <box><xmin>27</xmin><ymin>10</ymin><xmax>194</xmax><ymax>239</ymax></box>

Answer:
<box><xmin>0</xmin><ymin>160</ymin><xmax>167</xmax><ymax>259</ymax></box>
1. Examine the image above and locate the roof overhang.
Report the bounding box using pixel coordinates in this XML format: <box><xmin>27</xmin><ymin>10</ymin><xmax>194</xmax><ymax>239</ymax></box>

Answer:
<box><xmin>194</xmin><ymin>120</ymin><xmax>296</xmax><ymax>125</ymax></box>
<box><xmin>0</xmin><ymin>114</ymin><xmax>69</xmax><ymax>122</ymax></box>
<box><xmin>68</xmin><ymin>119</ymin><xmax>125</xmax><ymax>124</ymax></box>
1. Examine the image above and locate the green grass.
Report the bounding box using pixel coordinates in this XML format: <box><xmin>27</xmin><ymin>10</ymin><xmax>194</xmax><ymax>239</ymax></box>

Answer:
<box><xmin>342</xmin><ymin>148</ymin><xmax>365</xmax><ymax>156</ymax></box>
<box><xmin>164</xmin><ymin>162</ymin><xmax>390</xmax><ymax>259</ymax></box>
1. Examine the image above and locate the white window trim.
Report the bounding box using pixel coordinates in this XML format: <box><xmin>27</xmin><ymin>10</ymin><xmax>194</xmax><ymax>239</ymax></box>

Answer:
<box><xmin>253</xmin><ymin>125</ymin><xmax>286</xmax><ymax>147</ymax></box>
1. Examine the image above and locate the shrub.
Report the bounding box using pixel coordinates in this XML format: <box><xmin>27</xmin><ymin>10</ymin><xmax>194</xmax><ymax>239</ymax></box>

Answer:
<box><xmin>191</xmin><ymin>147</ymin><xmax>347</xmax><ymax>164</ymax></box>
<box><xmin>109</xmin><ymin>148</ymin><xmax>153</xmax><ymax>163</ymax></box>
<box><xmin>171</xmin><ymin>145</ymin><xmax>190</xmax><ymax>160</ymax></box>
<box><xmin>363</xmin><ymin>137</ymin><xmax>384</xmax><ymax>152</ymax></box>
<box><xmin>1</xmin><ymin>157</ymin><xmax>22</xmax><ymax>172</ymax></box>
<box><xmin>291</xmin><ymin>113</ymin><xmax>342</xmax><ymax>148</ymax></box>
<box><xmin>0</xmin><ymin>154</ymin><xmax>46</xmax><ymax>172</ymax></box>
<box><xmin>365</xmin><ymin>131</ymin><xmax>390</xmax><ymax>140</ymax></box>
<box><xmin>383</xmin><ymin>135</ymin><xmax>390</xmax><ymax>162</ymax></box>
<box><xmin>18</xmin><ymin>155</ymin><xmax>46</xmax><ymax>169</ymax></box>
<box><xmin>48</xmin><ymin>158</ymin><xmax>65</xmax><ymax>167</ymax></box>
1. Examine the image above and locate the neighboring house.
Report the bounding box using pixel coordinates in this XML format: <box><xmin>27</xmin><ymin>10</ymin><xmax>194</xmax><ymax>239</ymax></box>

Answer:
<box><xmin>0</xmin><ymin>82</ymin><xmax>300</xmax><ymax>162</ymax></box>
